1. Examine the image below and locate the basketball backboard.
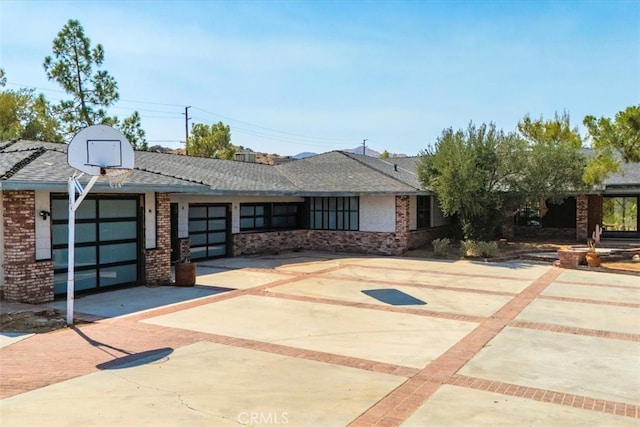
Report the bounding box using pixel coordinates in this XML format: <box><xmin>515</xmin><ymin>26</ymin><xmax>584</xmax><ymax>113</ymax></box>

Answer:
<box><xmin>68</xmin><ymin>125</ymin><xmax>134</xmax><ymax>176</ymax></box>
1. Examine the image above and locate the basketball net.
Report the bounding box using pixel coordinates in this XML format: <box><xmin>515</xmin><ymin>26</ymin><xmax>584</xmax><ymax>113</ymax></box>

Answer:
<box><xmin>103</xmin><ymin>168</ymin><xmax>132</xmax><ymax>188</ymax></box>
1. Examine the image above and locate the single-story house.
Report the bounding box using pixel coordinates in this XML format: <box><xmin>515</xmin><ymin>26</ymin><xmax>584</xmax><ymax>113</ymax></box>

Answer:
<box><xmin>1</xmin><ymin>140</ymin><xmax>638</xmax><ymax>304</ymax></box>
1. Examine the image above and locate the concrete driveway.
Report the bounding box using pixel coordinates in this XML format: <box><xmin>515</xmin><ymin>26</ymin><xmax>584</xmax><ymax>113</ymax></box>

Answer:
<box><xmin>1</xmin><ymin>252</ymin><xmax>639</xmax><ymax>426</ymax></box>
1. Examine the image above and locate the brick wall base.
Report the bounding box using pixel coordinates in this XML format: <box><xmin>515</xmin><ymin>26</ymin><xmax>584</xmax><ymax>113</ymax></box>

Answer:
<box><xmin>233</xmin><ymin>227</ymin><xmax>451</xmax><ymax>257</ymax></box>
<box><xmin>145</xmin><ymin>248</ymin><xmax>171</xmax><ymax>285</ymax></box>
<box><xmin>514</xmin><ymin>226</ymin><xmax>576</xmax><ymax>240</ymax></box>
<box><xmin>3</xmin><ymin>261</ymin><xmax>53</xmax><ymax>303</ymax></box>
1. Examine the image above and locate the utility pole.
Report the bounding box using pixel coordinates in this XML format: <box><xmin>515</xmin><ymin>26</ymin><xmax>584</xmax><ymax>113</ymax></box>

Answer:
<box><xmin>362</xmin><ymin>139</ymin><xmax>367</xmax><ymax>156</ymax></box>
<box><xmin>183</xmin><ymin>106</ymin><xmax>191</xmax><ymax>155</ymax></box>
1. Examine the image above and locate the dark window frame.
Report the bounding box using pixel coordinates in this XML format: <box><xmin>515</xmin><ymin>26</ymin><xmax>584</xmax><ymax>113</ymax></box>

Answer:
<box><xmin>188</xmin><ymin>203</ymin><xmax>230</xmax><ymax>260</ymax></box>
<box><xmin>307</xmin><ymin>197</ymin><xmax>359</xmax><ymax>231</ymax></box>
<box><xmin>239</xmin><ymin>202</ymin><xmax>303</xmax><ymax>232</ymax></box>
<box><xmin>417</xmin><ymin>196</ymin><xmax>431</xmax><ymax>229</ymax></box>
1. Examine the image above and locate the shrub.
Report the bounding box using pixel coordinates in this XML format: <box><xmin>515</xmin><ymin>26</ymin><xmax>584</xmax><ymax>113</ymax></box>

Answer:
<box><xmin>462</xmin><ymin>240</ymin><xmax>498</xmax><ymax>258</ymax></box>
<box><xmin>431</xmin><ymin>238</ymin><xmax>451</xmax><ymax>257</ymax></box>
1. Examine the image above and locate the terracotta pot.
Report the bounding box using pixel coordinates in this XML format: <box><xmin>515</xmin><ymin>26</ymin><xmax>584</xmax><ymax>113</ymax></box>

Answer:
<box><xmin>585</xmin><ymin>252</ymin><xmax>601</xmax><ymax>268</ymax></box>
<box><xmin>175</xmin><ymin>262</ymin><xmax>196</xmax><ymax>286</ymax></box>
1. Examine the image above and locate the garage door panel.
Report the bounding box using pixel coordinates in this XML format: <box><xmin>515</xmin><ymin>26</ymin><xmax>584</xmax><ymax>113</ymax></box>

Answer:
<box><xmin>52</xmin><ymin>195</ymin><xmax>141</xmax><ymax>295</ymax></box>
<box><xmin>99</xmin><ymin>242</ymin><xmax>137</xmax><ymax>264</ymax></box>
<box><xmin>99</xmin><ymin>221</ymin><xmax>137</xmax><ymax>241</ymax></box>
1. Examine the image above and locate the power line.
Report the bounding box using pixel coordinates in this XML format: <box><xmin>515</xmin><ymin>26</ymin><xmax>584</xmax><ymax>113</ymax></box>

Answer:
<box><xmin>5</xmin><ymin>79</ymin><xmax>362</xmax><ymax>148</ymax></box>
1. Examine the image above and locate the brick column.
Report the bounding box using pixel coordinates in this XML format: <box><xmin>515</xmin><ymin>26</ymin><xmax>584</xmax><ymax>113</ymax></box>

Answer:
<box><xmin>145</xmin><ymin>193</ymin><xmax>172</xmax><ymax>285</ymax></box>
<box><xmin>395</xmin><ymin>195</ymin><xmax>410</xmax><ymax>253</ymax></box>
<box><xmin>576</xmin><ymin>195</ymin><xmax>589</xmax><ymax>242</ymax></box>
<box><xmin>2</xmin><ymin>191</ymin><xmax>53</xmax><ymax>303</ymax></box>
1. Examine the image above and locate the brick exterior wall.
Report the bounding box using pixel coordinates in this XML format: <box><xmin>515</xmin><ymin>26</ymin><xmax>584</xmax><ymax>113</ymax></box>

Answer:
<box><xmin>233</xmin><ymin>230</ymin><xmax>407</xmax><ymax>256</ymax></box>
<box><xmin>144</xmin><ymin>193</ymin><xmax>172</xmax><ymax>285</ymax></box>
<box><xmin>2</xmin><ymin>191</ymin><xmax>53</xmax><ymax>303</ymax></box>
<box><xmin>576</xmin><ymin>195</ymin><xmax>589</xmax><ymax>242</ymax></box>
<box><xmin>514</xmin><ymin>226</ymin><xmax>576</xmax><ymax>240</ymax></box>
<box><xmin>179</xmin><ymin>238</ymin><xmax>191</xmax><ymax>261</ymax></box>
<box><xmin>232</xmin><ymin>196</ymin><xmax>451</xmax><ymax>257</ymax></box>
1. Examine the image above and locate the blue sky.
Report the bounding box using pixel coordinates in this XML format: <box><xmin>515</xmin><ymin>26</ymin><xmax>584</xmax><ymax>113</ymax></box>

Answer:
<box><xmin>1</xmin><ymin>0</ymin><xmax>639</xmax><ymax>156</ymax></box>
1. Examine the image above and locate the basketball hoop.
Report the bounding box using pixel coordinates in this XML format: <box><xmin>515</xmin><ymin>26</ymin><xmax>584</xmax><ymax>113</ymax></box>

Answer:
<box><xmin>65</xmin><ymin>125</ymin><xmax>135</xmax><ymax>326</ymax></box>
<box><xmin>102</xmin><ymin>167</ymin><xmax>132</xmax><ymax>188</ymax></box>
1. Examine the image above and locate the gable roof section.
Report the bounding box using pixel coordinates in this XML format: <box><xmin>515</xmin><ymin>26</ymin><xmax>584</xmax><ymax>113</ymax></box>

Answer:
<box><xmin>276</xmin><ymin>151</ymin><xmax>425</xmax><ymax>195</ymax></box>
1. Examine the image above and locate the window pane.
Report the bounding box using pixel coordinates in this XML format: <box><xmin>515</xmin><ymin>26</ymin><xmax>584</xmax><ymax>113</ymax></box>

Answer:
<box><xmin>350</xmin><ymin>212</ymin><xmax>359</xmax><ymax>230</ymax></box>
<box><xmin>100</xmin><ymin>199</ymin><xmax>136</xmax><ymax>218</ymax></box>
<box><xmin>272</xmin><ymin>216</ymin><xmax>287</xmax><ymax>228</ymax></box>
<box><xmin>273</xmin><ymin>205</ymin><xmax>288</xmax><ymax>215</ymax></box>
<box><xmin>314</xmin><ymin>212</ymin><xmax>323</xmax><ymax>229</ymax></box>
<box><xmin>329</xmin><ymin>212</ymin><xmax>336</xmax><ymax>230</ymax></box>
<box><xmin>99</xmin><ymin>221</ymin><xmax>137</xmax><ymax>241</ymax></box>
<box><xmin>190</xmin><ymin>246</ymin><xmax>207</xmax><ymax>260</ymax></box>
<box><xmin>240</xmin><ymin>205</ymin><xmax>254</xmax><ymax>216</ymax></box>
<box><xmin>54</xmin><ymin>272</ymin><xmax>67</xmax><ymax>294</ymax></box>
<box><xmin>190</xmin><ymin>233</ymin><xmax>207</xmax><ymax>246</ymax></box>
<box><xmin>51</xmin><ymin>198</ymin><xmax>68</xmax><ymax>220</ymax></box>
<box><xmin>209</xmin><ymin>232</ymin><xmax>226</xmax><ymax>244</ymax></box>
<box><xmin>53</xmin><ymin>223</ymin><xmax>96</xmax><ymax>245</ymax></box>
<box><xmin>240</xmin><ymin>218</ymin><xmax>255</xmax><ymax>229</ymax></box>
<box><xmin>603</xmin><ymin>197</ymin><xmax>638</xmax><ymax>231</ymax></box>
<box><xmin>208</xmin><ymin>219</ymin><xmax>226</xmax><ymax>230</ymax></box>
<box><xmin>208</xmin><ymin>245</ymin><xmax>226</xmax><ymax>257</ymax></box>
<box><xmin>100</xmin><ymin>242</ymin><xmax>137</xmax><ymax>264</ymax></box>
<box><xmin>100</xmin><ymin>264</ymin><xmax>137</xmax><ymax>287</ymax></box>
<box><xmin>75</xmin><ymin>269</ymin><xmax>98</xmax><ymax>291</ymax></box>
<box><xmin>255</xmin><ymin>217</ymin><xmax>265</xmax><ymax>228</ymax></box>
<box><xmin>189</xmin><ymin>220</ymin><xmax>207</xmax><ymax>232</ymax></box>
<box><xmin>189</xmin><ymin>206</ymin><xmax>206</xmax><ymax>218</ymax></box>
<box><xmin>255</xmin><ymin>205</ymin><xmax>265</xmax><ymax>215</ymax></box>
<box><xmin>76</xmin><ymin>246</ymin><xmax>97</xmax><ymax>267</ymax></box>
<box><xmin>76</xmin><ymin>199</ymin><xmax>96</xmax><ymax>219</ymax></box>
<box><xmin>208</xmin><ymin>206</ymin><xmax>226</xmax><ymax>217</ymax></box>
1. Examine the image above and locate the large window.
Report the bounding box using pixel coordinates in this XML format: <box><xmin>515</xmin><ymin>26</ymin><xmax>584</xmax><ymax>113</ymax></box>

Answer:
<box><xmin>189</xmin><ymin>204</ymin><xmax>229</xmax><ymax>260</ymax></box>
<box><xmin>417</xmin><ymin>196</ymin><xmax>431</xmax><ymax>229</ymax></box>
<box><xmin>603</xmin><ymin>196</ymin><xmax>638</xmax><ymax>232</ymax></box>
<box><xmin>307</xmin><ymin>197</ymin><xmax>359</xmax><ymax>231</ymax></box>
<box><xmin>239</xmin><ymin>203</ymin><xmax>302</xmax><ymax>231</ymax></box>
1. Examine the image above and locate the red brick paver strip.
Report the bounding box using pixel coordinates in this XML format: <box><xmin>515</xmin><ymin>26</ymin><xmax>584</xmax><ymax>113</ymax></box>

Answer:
<box><xmin>349</xmin><ymin>267</ymin><xmax>566</xmax><ymax>426</ymax></box>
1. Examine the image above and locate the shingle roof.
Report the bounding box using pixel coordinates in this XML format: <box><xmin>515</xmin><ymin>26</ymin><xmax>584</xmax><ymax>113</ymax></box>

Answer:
<box><xmin>276</xmin><ymin>151</ymin><xmax>424</xmax><ymax>194</ymax></box>
<box><xmin>0</xmin><ymin>141</ymin><xmax>209</xmax><ymax>192</ymax></box>
<box><xmin>2</xmin><ymin>140</ymin><xmax>638</xmax><ymax>195</ymax></box>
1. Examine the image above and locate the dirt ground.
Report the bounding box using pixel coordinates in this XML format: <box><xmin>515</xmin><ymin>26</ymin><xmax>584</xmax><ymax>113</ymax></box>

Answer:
<box><xmin>0</xmin><ymin>309</ymin><xmax>67</xmax><ymax>333</ymax></box>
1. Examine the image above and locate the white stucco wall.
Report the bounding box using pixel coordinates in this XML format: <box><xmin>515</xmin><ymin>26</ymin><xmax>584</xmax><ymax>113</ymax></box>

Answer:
<box><xmin>35</xmin><ymin>191</ymin><xmax>51</xmax><ymax>260</ymax></box>
<box><xmin>144</xmin><ymin>192</ymin><xmax>157</xmax><ymax>249</ymax></box>
<box><xmin>360</xmin><ymin>195</ymin><xmax>396</xmax><ymax>233</ymax></box>
<box><xmin>170</xmin><ymin>195</ymin><xmax>305</xmax><ymax>237</ymax></box>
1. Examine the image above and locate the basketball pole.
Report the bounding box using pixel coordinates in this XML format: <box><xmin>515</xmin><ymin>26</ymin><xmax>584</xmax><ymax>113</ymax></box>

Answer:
<box><xmin>67</xmin><ymin>174</ymin><xmax>100</xmax><ymax>326</ymax></box>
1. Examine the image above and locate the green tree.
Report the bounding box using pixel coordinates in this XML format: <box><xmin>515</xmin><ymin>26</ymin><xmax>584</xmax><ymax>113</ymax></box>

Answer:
<box><xmin>583</xmin><ymin>105</ymin><xmax>640</xmax><ymax>184</ymax></box>
<box><xmin>43</xmin><ymin>19</ymin><xmax>146</xmax><ymax>149</ymax></box>
<box><xmin>418</xmin><ymin>122</ymin><xmax>525</xmax><ymax>240</ymax></box>
<box><xmin>516</xmin><ymin>112</ymin><xmax>587</xmax><ymax>212</ymax></box>
<box><xmin>1</xmin><ymin>72</ymin><xmax>63</xmax><ymax>142</ymax></box>
<box><xmin>187</xmin><ymin>121</ymin><xmax>235</xmax><ymax>159</ymax></box>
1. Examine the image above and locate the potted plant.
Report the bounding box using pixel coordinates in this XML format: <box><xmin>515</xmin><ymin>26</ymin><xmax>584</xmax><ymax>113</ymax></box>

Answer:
<box><xmin>585</xmin><ymin>239</ymin><xmax>601</xmax><ymax>268</ymax></box>
<box><xmin>175</xmin><ymin>255</ymin><xmax>196</xmax><ymax>287</ymax></box>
